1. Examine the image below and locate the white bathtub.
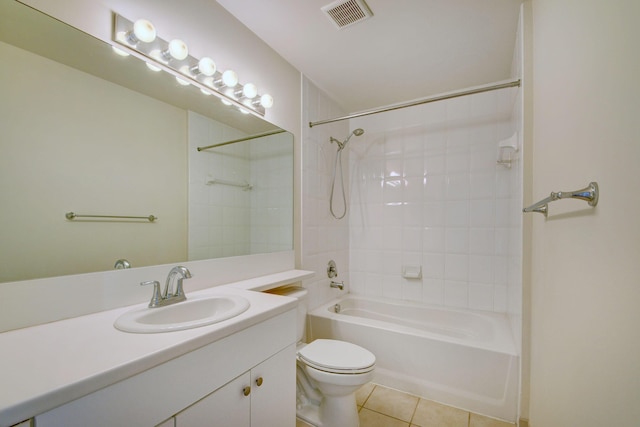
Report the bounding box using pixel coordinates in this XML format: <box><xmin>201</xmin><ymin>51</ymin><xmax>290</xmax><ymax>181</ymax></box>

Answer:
<box><xmin>307</xmin><ymin>295</ymin><xmax>519</xmax><ymax>422</ymax></box>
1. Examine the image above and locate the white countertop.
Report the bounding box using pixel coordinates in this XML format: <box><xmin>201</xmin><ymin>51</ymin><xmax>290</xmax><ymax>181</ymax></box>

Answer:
<box><xmin>0</xmin><ymin>280</ymin><xmax>303</xmax><ymax>427</ymax></box>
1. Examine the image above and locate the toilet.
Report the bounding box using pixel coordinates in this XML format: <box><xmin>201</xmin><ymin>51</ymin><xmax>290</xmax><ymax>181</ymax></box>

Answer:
<box><xmin>270</xmin><ymin>286</ymin><xmax>375</xmax><ymax>427</ymax></box>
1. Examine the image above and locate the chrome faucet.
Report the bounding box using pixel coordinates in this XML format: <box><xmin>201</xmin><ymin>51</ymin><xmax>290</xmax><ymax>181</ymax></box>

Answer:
<box><xmin>114</xmin><ymin>259</ymin><xmax>131</xmax><ymax>269</ymax></box>
<box><xmin>165</xmin><ymin>266</ymin><xmax>192</xmax><ymax>301</ymax></box>
<box><xmin>330</xmin><ymin>280</ymin><xmax>344</xmax><ymax>290</ymax></box>
<box><xmin>141</xmin><ymin>266</ymin><xmax>192</xmax><ymax>308</ymax></box>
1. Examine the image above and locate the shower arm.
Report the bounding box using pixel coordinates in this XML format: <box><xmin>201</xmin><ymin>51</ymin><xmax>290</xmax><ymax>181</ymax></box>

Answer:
<box><xmin>330</xmin><ymin>137</ymin><xmax>345</xmax><ymax>150</ymax></box>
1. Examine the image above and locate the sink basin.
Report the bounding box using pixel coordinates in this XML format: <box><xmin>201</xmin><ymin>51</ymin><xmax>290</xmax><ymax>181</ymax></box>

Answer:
<box><xmin>114</xmin><ymin>295</ymin><xmax>250</xmax><ymax>333</ymax></box>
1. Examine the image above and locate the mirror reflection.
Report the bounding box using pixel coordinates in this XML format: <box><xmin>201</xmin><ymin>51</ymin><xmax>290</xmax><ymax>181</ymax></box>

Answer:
<box><xmin>0</xmin><ymin>1</ymin><xmax>293</xmax><ymax>283</ymax></box>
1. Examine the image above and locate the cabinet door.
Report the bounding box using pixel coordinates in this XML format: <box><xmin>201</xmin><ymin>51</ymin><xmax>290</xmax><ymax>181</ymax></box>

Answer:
<box><xmin>176</xmin><ymin>372</ymin><xmax>250</xmax><ymax>427</ymax></box>
<box><xmin>250</xmin><ymin>344</ymin><xmax>296</xmax><ymax>427</ymax></box>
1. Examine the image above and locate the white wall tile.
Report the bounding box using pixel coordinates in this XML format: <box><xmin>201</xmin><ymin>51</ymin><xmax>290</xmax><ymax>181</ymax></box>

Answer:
<box><xmin>423</xmin><ymin>278</ymin><xmax>445</xmax><ymax>305</ymax></box>
<box><xmin>299</xmin><ymin>78</ymin><xmax>521</xmax><ymax>315</ymax></box>
<box><xmin>444</xmin><ymin>280</ymin><xmax>468</xmax><ymax>308</ymax></box>
<box><xmin>445</xmin><ymin>254</ymin><xmax>469</xmax><ymax>281</ymax></box>
<box><xmin>469</xmin><ymin>282</ymin><xmax>495</xmax><ymax>311</ymax></box>
<box><xmin>422</xmin><ymin>252</ymin><xmax>445</xmax><ymax>279</ymax></box>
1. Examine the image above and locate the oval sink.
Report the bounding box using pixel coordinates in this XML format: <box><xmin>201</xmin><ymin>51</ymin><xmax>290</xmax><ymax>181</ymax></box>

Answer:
<box><xmin>114</xmin><ymin>295</ymin><xmax>250</xmax><ymax>333</ymax></box>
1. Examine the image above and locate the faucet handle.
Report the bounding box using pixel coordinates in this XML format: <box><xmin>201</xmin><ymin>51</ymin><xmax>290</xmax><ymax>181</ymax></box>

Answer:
<box><xmin>141</xmin><ymin>280</ymin><xmax>162</xmax><ymax>308</ymax></box>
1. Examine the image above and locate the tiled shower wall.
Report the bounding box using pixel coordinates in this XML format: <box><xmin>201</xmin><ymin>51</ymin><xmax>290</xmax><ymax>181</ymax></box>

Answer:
<box><xmin>188</xmin><ymin>111</ymin><xmax>292</xmax><ymax>260</ymax></box>
<box><xmin>301</xmin><ymin>77</ymin><xmax>351</xmax><ymax>310</ymax></box>
<box><xmin>348</xmin><ymin>88</ymin><xmax>522</xmax><ymax>314</ymax></box>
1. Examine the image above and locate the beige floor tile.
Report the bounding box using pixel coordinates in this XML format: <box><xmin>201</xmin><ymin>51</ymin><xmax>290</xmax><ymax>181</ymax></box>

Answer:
<box><xmin>359</xmin><ymin>408</ymin><xmax>410</xmax><ymax>427</ymax></box>
<box><xmin>411</xmin><ymin>399</ymin><xmax>469</xmax><ymax>427</ymax></box>
<box><xmin>357</xmin><ymin>382</ymin><xmax>376</xmax><ymax>406</ymax></box>
<box><xmin>296</xmin><ymin>418</ymin><xmax>314</xmax><ymax>427</ymax></box>
<box><xmin>469</xmin><ymin>413</ymin><xmax>515</xmax><ymax>427</ymax></box>
<box><xmin>363</xmin><ymin>386</ymin><xmax>419</xmax><ymax>422</ymax></box>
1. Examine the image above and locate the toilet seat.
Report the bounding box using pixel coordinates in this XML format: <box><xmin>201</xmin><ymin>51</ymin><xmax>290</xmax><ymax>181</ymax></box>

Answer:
<box><xmin>297</xmin><ymin>339</ymin><xmax>375</xmax><ymax>374</ymax></box>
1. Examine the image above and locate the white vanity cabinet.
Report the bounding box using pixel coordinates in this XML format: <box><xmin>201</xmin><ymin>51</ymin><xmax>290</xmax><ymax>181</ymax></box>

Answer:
<box><xmin>34</xmin><ymin>310</ymin><xmax>296</xmax><ymax>427</ymax></box>
<box><xmin>173</xmin><ymin>344</ymin><xmax>294</xmax><ymax>427</ymax></box>
<box><xmin>175</xmin><ymin>372</ymin><xmax>250</xmax><ymax>427</ymax></box>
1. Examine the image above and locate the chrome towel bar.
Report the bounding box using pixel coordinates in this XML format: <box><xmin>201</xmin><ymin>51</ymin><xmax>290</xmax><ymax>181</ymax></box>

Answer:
<box><xmin>65</xmin><ymin>212</ymin><xmax>157</xmax><ymax>222</ymax></box>
<box><xmin>523</xmin><ymin>182</ymin><xmax>599</xmax><ymax>217</ymax></box>
<box><xmin>205</xmin><ymin>177</ymin><xmax>253</xmax><ymax>191</ymax></box>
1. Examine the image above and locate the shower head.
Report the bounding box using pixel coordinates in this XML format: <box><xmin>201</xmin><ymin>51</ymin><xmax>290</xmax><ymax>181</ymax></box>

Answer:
<box><xmin>331</xmin><ymin>128</ymin><xmax>365</xmax><ymax>151</ymax></box>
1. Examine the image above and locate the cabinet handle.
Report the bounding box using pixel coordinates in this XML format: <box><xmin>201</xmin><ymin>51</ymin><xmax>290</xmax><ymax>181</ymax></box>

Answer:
<box><xmin>255</xmin><ymin>377</ymin><xmax>263</xmax><ymax>387</ymax></box>
<box><xmin>243</xmin><ymin>386</ymin><xmax>251</xmax><ymax>396</ymax></box>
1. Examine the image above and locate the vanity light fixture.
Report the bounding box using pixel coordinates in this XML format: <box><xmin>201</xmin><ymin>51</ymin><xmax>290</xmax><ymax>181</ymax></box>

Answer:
<box><xmin>118</xmin><ymin>18</ymin><xmax>156</xmax><ymax>45</ymax></box>
<box><xmin>259</xmin><ymin>94</ymin><xmax>274</xmax><ymax>109</ymax></box>
<box><xmin>111</xmin><ymin>13</ymin><xmax>273</xmax><ymax>116</ymax></box>
<box><xmin>149</xmin><ymin>39</ymin><xmax>188</xmax><ymax>64</ymax></box>
<box><xmin>164</xmin><ymin>39</ymin><xmax>189</xmax><ymax>61</ymax></box>
<box><xmin>236</xmin><ymin>82</ymin><xmax>258</xmax><ymax>99</ymax></box>
<box><xmin>190</xmin><ymin>57</ymin><xmax>216</xmax><ymax>76</ymax></box>
<box><xmin>219</xmin><ymin>69</ymin><xmax>239</xmax><ymax>88</ymax></box>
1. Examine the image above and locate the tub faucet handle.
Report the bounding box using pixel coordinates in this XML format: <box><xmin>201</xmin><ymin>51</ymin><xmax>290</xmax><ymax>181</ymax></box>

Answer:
<box><xmin>327</xmin><ymin>260</ymin><xmax>338</xmax><ymax>278</ymax></box>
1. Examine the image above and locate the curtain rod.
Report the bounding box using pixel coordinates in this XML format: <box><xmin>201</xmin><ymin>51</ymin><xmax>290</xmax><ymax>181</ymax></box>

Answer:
<box><xmin>309</xmin><ymin>78</ymin><xmax>521</xmax><ymax>128</ymax></box>
<box><xmin>197</xmin><ymin>129</ymin><xmax>286</xmax><ymax>151</ymax></box>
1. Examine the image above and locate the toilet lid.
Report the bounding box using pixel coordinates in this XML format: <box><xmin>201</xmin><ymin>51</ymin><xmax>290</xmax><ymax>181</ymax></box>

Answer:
<box><xmin>297</xmin><ymin>339</ymin><xmax>375</xmax><ymax>374</ymax></box>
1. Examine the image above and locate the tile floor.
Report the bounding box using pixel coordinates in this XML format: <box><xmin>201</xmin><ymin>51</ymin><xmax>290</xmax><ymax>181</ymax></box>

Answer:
<box><xmin>296</xmin><ymin>383</ymin><xmax>515</xmax><ymax>427</ymax></box>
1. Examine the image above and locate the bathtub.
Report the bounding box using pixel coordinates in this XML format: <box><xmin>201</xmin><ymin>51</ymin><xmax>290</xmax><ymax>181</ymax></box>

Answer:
<box><xmin>307</xmin><ymin>295</ymin><xmax>519</xmax><ymax>422</ymax></box>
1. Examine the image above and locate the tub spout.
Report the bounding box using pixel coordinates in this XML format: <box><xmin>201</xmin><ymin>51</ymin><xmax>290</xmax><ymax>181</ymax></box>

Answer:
<box><xmin>330</xmin><ymin>280</ymin><xmax>344</xmax><ymax>290</ymax></box>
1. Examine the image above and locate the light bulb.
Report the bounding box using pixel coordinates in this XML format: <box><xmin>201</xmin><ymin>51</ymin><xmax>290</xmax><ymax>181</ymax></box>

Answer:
<box><xmin>242</xmin><ymin>83</ymin><xmax>258</xmax><ymax>99</ymax></box>
<box><xmin>132</xmin><ymin>19</ymin><xmax>156</xmax><ymax>43</ymax></box>
<box><xmin>260</xmin><ymin>94</ymin><xmax>274</xmax><ymax>109</ymax></box>
<box><xmin>222</xmin><ymin>70</ymin><xmax>239</xmax><ymax>87</ymax></box>
<box><xmin>167</xmin><ymin>39</ymin><xmax>188</xmax><ymax>61</ymax></box>
<box><xmin>200</xmin><ymin>88</ymin><xmax>212</xmax><ymax>96</ymax></box>
<box><xmin>197</xmin><ymin>57</ymin><xmax>216</xmax><ymax>76</ymax></box>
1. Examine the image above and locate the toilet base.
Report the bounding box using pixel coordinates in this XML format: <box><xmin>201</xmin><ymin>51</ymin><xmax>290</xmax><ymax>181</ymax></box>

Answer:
<box><xmin>296</xmin><ymin>392</ymin><xmax>359</xmax><ymax>427</ymax></box>
<box><xmin>296</xmin><ymin>402</ymin><xmax>320</xmax><ymax>426</ymax></box>
<box><xmin>321</xmin><ymin>393</ymin><xmax>359</xmax><ymax>427</ymax></box>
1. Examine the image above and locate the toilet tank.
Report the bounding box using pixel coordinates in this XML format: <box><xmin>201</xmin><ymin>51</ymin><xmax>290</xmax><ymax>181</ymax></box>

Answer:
<box><xmin>266</xmin><ymin>286</ymin><xmax>308</xmax><ymax>342</ymax></box>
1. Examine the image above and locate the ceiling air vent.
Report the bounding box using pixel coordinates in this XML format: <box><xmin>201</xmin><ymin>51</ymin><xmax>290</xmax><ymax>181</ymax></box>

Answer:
<box><xmin>321</xmin><ymin>0</ymin><xmax>373</xmax><ymax>30</ymax></box>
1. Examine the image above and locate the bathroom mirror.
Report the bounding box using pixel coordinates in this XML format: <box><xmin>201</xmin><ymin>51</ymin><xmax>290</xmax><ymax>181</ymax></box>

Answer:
<box><xmin>0</xmin><ymin>1</ymin><xmax>293</xmax><ymax>283</ymax></box>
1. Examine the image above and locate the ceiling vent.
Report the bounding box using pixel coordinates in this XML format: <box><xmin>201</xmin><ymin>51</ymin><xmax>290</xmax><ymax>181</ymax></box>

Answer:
<box><xmin>321</xmin><ymin>0</ymin><xmax>373</xmax><ymax>30</ymax></box>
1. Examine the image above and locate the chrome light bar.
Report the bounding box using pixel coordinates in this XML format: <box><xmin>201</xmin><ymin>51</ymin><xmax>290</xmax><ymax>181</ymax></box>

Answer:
<box><xmin>112</xmin><ymin>14</ymin><xmax>273</xmax><ymax>116</ymax></box>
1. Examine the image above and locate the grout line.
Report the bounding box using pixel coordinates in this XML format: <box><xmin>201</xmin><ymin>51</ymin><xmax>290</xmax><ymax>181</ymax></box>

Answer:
<box><xmin>363</xmin><ymin>407</ymin><xmax>413</xmax><ymax>425</ymax></box>
<box><xmin>408</xmin><ymin>396</ymin><xmax>420</xmax><ymax>426</ymax></box>
<box><xmin>361</xmin><ymin>384</ymin><xmax>375</xmax><ymax>407</ymax></box>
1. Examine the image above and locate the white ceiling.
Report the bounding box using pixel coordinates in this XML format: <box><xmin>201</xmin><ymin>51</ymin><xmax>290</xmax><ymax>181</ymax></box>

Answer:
<box><xmin>216</xmin><ymin>0</ymin><xmax>522</xmax><ymax>114</ymax></box>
